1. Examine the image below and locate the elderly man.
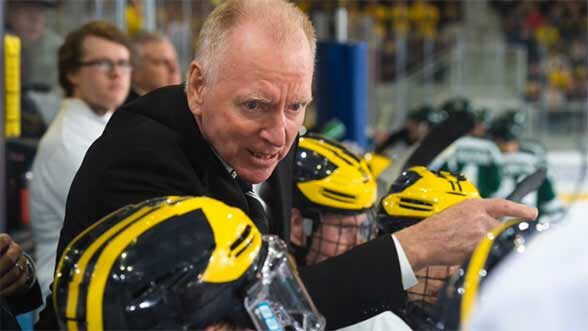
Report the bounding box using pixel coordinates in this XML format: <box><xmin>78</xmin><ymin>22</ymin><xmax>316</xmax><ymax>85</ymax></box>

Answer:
<box><xmin>39</xmin><ymin>1</ymin><xmax>536</xmax><ymax>329</ymax></box>
<box><xmin>29</xmin><ymin>21</ymin><xmax>131</xmax><ymax>304</ymax></box>
<box><xmin>126</xmin><ymin>31</ymin><xmax>181</xmax><ymax>101</ymax></box>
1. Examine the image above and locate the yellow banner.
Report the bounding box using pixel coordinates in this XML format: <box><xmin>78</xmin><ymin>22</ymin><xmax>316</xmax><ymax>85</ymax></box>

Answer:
<box><xmin>5</xmin><ymin>35</ymin><xmax>21</xmax><ymax>138</ymax></box>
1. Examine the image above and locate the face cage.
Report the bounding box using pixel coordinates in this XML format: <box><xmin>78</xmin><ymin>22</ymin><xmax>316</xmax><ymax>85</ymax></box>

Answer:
<box><xmin>377</xmin><ymin>215</ymin><xmax>457</xmax><ymax>327</ymax></box>
<box><xmin>398</xmin><ymin>265</ymin><xmax>459</xmax><ymax>330</ymax></box>
<box><xmin>244</xmin><ymin>235</ymin><xmax>325</xmax><ymax>331</ymax></box>
<box><xmin>408</xmin><ymin>266</ymin><xmax>456</xmax><ymax>305</ymax></box>
<box><xmin>305</xmin><ymin>209</ymin><xmax>378</xmax><ymax>266</ymax></box>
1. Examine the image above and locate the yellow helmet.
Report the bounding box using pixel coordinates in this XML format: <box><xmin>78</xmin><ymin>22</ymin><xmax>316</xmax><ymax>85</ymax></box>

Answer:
<box><xmin>363</xmin><ymin>152</ymin><xmax>392</xmax><ymax>178</ymax></box>
<box><xmin>53</xmin><ymin>196</ymin><xmax>324</xmax><ymax>331</ymax></box>
<box><xmin>378</xmin><ymin>166</ymin><xmax>480</xmax><ymax>234</ymax></box>
<box><xmin>433</xmin><ymin>219</ymin><xmax>551</xmax><ymax>330</ymax></box>
<box><xmin>377</xmin><ymin>167</ymin><xmax>480</xmax><ymax>330</ymax></box>
<box><xmin>294</xmin><ymin>134</ymin><xmax>377</xmax><ymax>213</ymax></box>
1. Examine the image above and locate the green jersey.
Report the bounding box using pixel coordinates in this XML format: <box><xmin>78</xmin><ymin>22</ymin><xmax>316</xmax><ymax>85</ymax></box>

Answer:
<box><xmin>495</xmin><ymin>151</ymin><xmax>564</xmax><ymax>221</ymax></box>
<box><xmin>430</xmin><ymin>136</ymin><xmax>503</xmax><ymax>198</ymax></box>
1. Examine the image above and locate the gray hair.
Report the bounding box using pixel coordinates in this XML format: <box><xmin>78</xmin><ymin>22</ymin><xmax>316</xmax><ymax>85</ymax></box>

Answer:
<box><xmin>193</xmin><ymin>0</ymin><xmax>316</xmax><ymax>85</ymax></box>
<box><xmin>131</xmin><ymin>31</ymin><xmax>171</xmax><ymax>59</ymax></box>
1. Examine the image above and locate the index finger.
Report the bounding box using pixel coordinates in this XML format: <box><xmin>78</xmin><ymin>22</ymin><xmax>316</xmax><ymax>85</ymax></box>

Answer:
<box><xmin>483</xmin><ymin>198</ymin><xmax>538</xmax><ymax>220</ymax></box>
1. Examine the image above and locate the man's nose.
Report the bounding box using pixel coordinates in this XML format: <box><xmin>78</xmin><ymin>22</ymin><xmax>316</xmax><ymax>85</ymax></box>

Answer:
<box><xmin>108</xmin><ymin>65</ymin><xmax>127</xmax><ymax>78</ymax></box>
<box><xmin>260</xmin><ymin>110</ymin><xmax>287</xmax><ymax>147</ymax></box>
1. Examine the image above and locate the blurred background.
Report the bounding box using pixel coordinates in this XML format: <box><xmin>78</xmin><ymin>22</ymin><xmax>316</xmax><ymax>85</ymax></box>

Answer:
<box><xmin>1</xmin><ymin>0</ymin><xmax>587</xmax><ymax>290</ymax></box>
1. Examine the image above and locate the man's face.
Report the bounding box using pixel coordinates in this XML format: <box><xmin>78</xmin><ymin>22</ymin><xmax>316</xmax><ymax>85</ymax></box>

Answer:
<box><xmin>470</xmin><ymin>122</ymin><xmax>487</xmax><ymax>138</ymax></box>
<box><xmin>187</xmin><ymin>21</ymin><xmax>314</xmax><ymax>184</ymax></box>
<box><xmin>406</xmin><ymin>120</ymin><xmax>429</xmax><ymax>142</ymax></box>
<box><xmin>7</xmin><ymin>4</ymin><xmax>46</xmax><ymax>43</ymax></box>
<box><xmin>69</xmin><ymin>36</ymin><xmax>131</xmax><ymax>114</ymax></box>
<box><xmin>133</xmin><ymin>40</ymin><xmax>181</xmax><ymax>93</ymax></box>
<box><xmin>306</xmin><ymin>212</ymin><xmax>370</xmax><ymax>265</ymax></box>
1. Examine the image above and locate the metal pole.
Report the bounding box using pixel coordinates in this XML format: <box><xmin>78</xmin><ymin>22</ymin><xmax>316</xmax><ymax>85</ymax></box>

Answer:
<box><xmin>395</xmin><ymin>35</ymin><xmax>407</xmax><ymax>125</ymax></box>
<box><xmin>334</xmin><ymin>6</ymin><xmax>348</xmax><ymax>43</ymax></box>
<box><xmin>143</xmin><ymin>0</ymin><xmax>156</xmax><ymax>32</ymax></box>
<box><xmin>94</xmin><ymin>0</ymin><xmax>104</xmax><ymax>20</ymax></box>
<box><xmin>0</xmin><ymin>0</ymin><xmax>5</xmax><ymax>233</ymax></box>
<box><xmin>180</xmin><ymin>0</ymin><xmax>193</xmax><ymax>71</ymax></box>
<box><xmin>423</xmin><ymin>37</ymin><xmax>434</xmax><ymax>101</ymax></box>
<box><xmin>115</xmin><ymin>0</ymin><xmax>127</xmax><ymax>32</ymax></box>
<box><xmin>455</xmin><ymin>34</ymin><xmax>465</xmax><ymax>96</ymax></box>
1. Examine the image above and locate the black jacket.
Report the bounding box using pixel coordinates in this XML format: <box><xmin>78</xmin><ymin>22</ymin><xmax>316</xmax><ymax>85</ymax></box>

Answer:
<box><xmin>43</xmin><ymin>85</ymin><xmax>405</xmax><ymax>329</ymax></box>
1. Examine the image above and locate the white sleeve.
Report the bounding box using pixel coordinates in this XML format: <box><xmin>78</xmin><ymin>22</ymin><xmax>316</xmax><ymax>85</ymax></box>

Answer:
<box><xmin>391</xmin><ymin>234</ymin><xmax>418</xmax><ymax>290</ymax></box>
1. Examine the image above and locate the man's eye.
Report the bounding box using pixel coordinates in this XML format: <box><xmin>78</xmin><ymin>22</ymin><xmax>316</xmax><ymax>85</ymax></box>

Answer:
<box><xmin>290</xmin><ymin>103</ymin><xmax>304</xmax><ymax>112</ymax></box>
<box><xmin>245</xmin><ymin>101</ymin><xmax>259</xmax><ymax>110</ymax></box>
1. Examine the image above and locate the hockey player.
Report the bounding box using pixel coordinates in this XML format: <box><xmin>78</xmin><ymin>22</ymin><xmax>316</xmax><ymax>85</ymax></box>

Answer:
<box><xmin>429</xmin><ymin>97</ymin><xmax>503</xmax><ymax>198</ymax></box>
<box><xmin>377</xmin><ymin>166</ymin><xmax>480</xmax><ymax>330</ymax></box>
<box><xmin>375</xmin><ymin>104</ymin><xmax>442</xmax><ymax>190</ymax></box>
<box><xmin>488</xmin><ymin>110</ymin><xmax>565</xmax><ymax>222</ymax></box>
<box><xmin>290</xmin><ymin>134</ymin><xmax>412</xmax><ymax>331</ymax></box>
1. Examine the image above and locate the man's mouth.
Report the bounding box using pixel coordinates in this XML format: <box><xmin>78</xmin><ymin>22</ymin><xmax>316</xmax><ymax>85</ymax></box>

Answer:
<box><xmin>248</xmin><ymin>149</ymin><xmax>278</xmax><ymax>160</ymax></box>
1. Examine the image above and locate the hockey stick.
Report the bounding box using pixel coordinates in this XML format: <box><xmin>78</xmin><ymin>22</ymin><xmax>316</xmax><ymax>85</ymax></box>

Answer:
<box><xmin>401</xmin><ymin>110</ymin><xmax>475</xmax><ymax>172</ymax></box>
<box><xmin>506</xmin><ymin>167</ymin><xmax>547</xmax><ymax>203</ymax></box>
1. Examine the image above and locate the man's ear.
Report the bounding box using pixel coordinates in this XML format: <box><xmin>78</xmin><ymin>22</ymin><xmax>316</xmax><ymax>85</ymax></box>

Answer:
<box><xmin>290</xmin><ymin>208</ymin><xmax>305</xmax><ymax>246</ymax></box>
<box><xmin>186</xmin><ymin>60</ymin><xmax>206</xmax><ymax>116</ymax></box>
<box><xmin>67</xmin><ymin>70</ymin><xmax>80</xmax><ymax>91</ymax></box>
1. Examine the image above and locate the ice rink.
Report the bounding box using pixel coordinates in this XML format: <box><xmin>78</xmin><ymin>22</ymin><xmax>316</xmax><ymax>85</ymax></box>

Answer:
<box><xmin>548</xmin><ymin>151</ymin><xmax>588</xmax><ymax>223</ymax></box>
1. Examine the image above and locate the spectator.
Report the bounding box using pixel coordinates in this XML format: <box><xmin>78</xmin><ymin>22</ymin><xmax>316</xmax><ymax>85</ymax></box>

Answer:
<box><xmin>29</xmin><ymin>21</ymin><xmax>131</xmax><ymax>304</ymax></box>
<box><xmin>5</xmin><ymin>0</ymin><xmax>62</xmax><ymax>90</ymax></box>
<box><xmin>127</xmin><ymin>31</ymin><xmax>181</xmax><ymax>102</ymax></box>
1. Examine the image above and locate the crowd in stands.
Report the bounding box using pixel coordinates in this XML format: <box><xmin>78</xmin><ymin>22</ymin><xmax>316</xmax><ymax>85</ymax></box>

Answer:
<box><xmin>295</xmin><ymin>0</ymin><xmax>464</xmax><ymax>82</ymax></box>
<box><xmin>491</xmin><ymin>0</ymin><xmax>588</xmax><ymax>108</ymax></box>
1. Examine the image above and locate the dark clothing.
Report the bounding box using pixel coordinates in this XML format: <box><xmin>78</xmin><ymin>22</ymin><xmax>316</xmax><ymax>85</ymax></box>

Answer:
<box><xmin>43</xmin><ymin>85</ymin><xmax>404</xmax><ymax>329</ymax></box>
<box><xmin>1</xmin><ymin>281</ymin><xmax>42</xmax><ymax>331</ymax></box>
<box><xmin>374</xmin><ymin>128</ymin><xmax>413</xmax><ymax>154</ymax></box>
<box><xmin>123</xmin><ymin>88</ymin><xmax>141</xmax><ymax>105</ymax></box>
